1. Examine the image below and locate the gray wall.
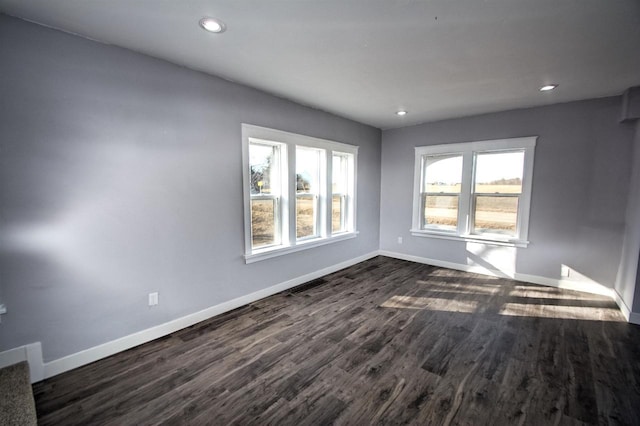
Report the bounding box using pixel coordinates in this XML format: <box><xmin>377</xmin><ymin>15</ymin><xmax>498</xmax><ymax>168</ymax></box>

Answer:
<box><xmin>615</xmin><ymin>119</ymin><xmax>640</xmax><ymax>312</ymax></box>
<box><xmin>380</xmin><ymin>98</ymin><xmax>635</xmax><ymax>293</ymax></box>
<box><xmin>0</xmin><ymin>15</ymin><xmax>381</xmax><ymax>361</ymax></box>
<box><xmin>626</xmin><ymin>122</ymin><xmax>640</xmax><ymax>312</ymax></box>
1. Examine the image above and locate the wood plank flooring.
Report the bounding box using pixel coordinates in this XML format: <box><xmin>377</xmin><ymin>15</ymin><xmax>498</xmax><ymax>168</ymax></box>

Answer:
<box><xmin>33</xmin><ymin>256</ymin><xmax>640</xmax><ymax>425</ymax></box>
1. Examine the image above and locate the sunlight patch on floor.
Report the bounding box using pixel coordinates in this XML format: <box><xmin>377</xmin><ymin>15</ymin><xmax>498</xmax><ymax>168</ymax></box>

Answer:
<box><xmin>381</xmin><ymin>295</ymin><xmax>478</xmax><ymax>313</ymax></box>
<box><xmin>499</xmin><ymin>303</ymin><xmax>623</xmax><ymax>321</ymax></box>
<box><xmin>381</xmin><ymin>293</ymin><xmax>623</xmax><ymax>321</ymax></box>
<box><xmin>416</xmin><ymin>281</ymin><xmax>501</xmax><ymax>294</ymax></box>
<box><xmin>508</xmin><ymin>287</ymin><xmax>605</xmax><ymax>301</ymax></box>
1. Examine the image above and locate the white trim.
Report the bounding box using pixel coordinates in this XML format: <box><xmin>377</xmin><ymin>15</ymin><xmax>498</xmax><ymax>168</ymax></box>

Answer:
<box><xmin>4</xmin><ymin>250</ymin><xmax>638</xmax><ymax>382</ymax></box>
<box><xmin>411</xmin><ymin>149</ymin><xmax>424</xmax><ymax>231</ymax></box>
<box><xmin>242</xmin><ymin>137</ymin><xmax>289</xmax><ymax>254</ymax></box>
<box><xmin>242</xmin><ymin>124</ymin><xmax>360</xmax><ymax>153</ymax></box>
<box><xmin>414</xmin><ymin>137</ymin><xmax>537</xmax><ymax>155</ymax></box>
<box><xmin>0</xmin><ymin>346</ymin><xmax>26</xmax><ymax>369</ymax></box>
<box><xmin>611</xmin><ymin>292</ymin><xmax>640</xmax><ymax>325</ymax></box>
<box><xmin>378</xmin><ymin>250</ymin><xmax>616</xmax><ymax>297</ymax></box>
<box><xmin>0</xmin><ymin>342</ymin><xmax>44</xmax><ymax>383</ymax></box>
<box><xmin>409</xmin><ymin>229</ymin><xmax>529</xmax><ymax>247</ymax></box>
<box><xmin>412</xmin><ymin>136</ymin><xmax>537</xmax><ymax>246</ymax></box>
<box><xmin>518</xmin><ymin>141</ymin><xmax>536</xmax><ymax>242</ymax></box>
<box><xmin>613</xmin><ymin>290</ymin><xmax>632</xmax><ymax>321</ymax></box>
<box><xmin>42</xmin><ymin>250</ymin><xmax>378</xmax><ymax>380</ymax></box>
<box><xmin>378</xmin><ymin>250</ymin><xmax>640</xmax><ymax>323</ymax></box>
<box><xmin>242</xmin><ymin>124</ymin><xmax>359</xmax><ymax>262</ymax></box>
<box><xmin>245</xmin><ymin>231</ymin><xmax>358</xmax><ymax>263</ymax></box>
<box><xmin>26</xmin><ymin>342</ymin><xmax>44</xmax><ymax>383</ymax></box>
<box><xmin>459</xmin><ymin>151</ymin><xmax>473</xmax><ymax>233</ymax></box>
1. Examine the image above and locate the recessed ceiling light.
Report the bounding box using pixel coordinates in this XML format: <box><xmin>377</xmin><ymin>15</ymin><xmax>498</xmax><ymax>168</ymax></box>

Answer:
<box><xmin>199</xmin><ymin>17</ymin><xmax>226</xmax><ymax>33</ymax></box>
<box><xmin>396</xmin><ymin>110</ymin><xmax>408</xmax><ymax>116</ymax></box>
<box><xmin>540</xmin><ymin>84</ymin><xmax>558</xmax><ymax>92</ymax></box>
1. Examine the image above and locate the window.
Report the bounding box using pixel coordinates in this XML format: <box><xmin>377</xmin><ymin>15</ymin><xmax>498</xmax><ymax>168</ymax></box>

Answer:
<box><xmin>421</xmin><ymin>154</ymin><xmax>463</xmax><ymax>231</ymax></box>
<box><xmin>412</xmin><ymin>137</ymin><xmax>536</xmax><ymax>247</ymax></box>
<box><xmin>248</xmin><ymin>141</ymin><xmax>285</xmax><ymax>249</ymax></box>
<box><xmin>242</xmin><ymin>124</ymin><xmax>357</xmax><ymax>263</ymax></box>
<box><xmin>296</xmin><ymin>147</ymin><xmax>322</xmax><ymax>240</ymax></box>
<box><xmin>473</xmin><ymin>151</ymin><xmax>524</xmax><ymax>236</ymax></box>
<box><xmin>331</xmin><ymin>153</ymin><xmax>354</xmax><ymax>234</ymax></box>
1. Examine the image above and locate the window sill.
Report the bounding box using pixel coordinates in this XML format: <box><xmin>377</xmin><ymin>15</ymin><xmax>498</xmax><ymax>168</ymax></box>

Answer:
<box><xmin>409</xmin><ymin>229</ymin><xmax>529</xmax><ymax>248</ymax></box>
<box><xmin>245</xmin><ymin>231</ymin><xmax>359</xmax><ymax>264</ymax></box>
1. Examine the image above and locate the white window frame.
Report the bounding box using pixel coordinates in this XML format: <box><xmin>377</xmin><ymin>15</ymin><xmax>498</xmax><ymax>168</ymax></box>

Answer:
<box><xmin>295</xmin><ymin>146</ymin><xmax>325</xmax><ymax>241</ymax></box>
<box><xmin>247</xmin><ymin>139</ymin><xmax>287</xmax><ymax>250</ymax></box>
<box><xmin>331</xmin><ymin>152</ymin><xmax>355</xmax><ymax>235</ymax></box>
<box><xmin>411</xmin><ymin>136</ymin><xmax>536</xmax><ymax>247</ymax></box>
<box><xmin>242</xmin><ymin>124</ymin><xmax>358</xmax><ymax>263</ymax></box>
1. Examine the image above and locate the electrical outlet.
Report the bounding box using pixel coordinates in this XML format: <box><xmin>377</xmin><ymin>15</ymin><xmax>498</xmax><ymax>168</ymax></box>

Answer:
<box><xmin>148</xmin><ymin>292</ymin><xmax>159</xmax><ymax>306</ymax></box>
<box><xmin>560</xmin><ymin>265</ymin><xmax>570</xmax><ymax>278</ymax></box>
<box><xmin>397</xmin><ymin>236</ymin><xmax>403</xmax><ymax>244</ymax></box>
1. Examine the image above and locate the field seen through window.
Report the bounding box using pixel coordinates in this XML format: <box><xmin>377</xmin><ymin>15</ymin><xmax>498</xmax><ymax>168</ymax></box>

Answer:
<box><xmin>251</xmin><ymin>197</ymin><xmax>343</xmax><ymax>248</ymax></box>
<box><xmin>425</xmin><ymin>183</ymin><xmax>520</xmax><ymax>234</ymax></box>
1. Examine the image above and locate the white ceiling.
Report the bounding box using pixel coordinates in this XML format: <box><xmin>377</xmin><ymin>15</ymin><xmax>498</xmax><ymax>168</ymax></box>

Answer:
<box><xmin>1</xmin><ymin>0</ymin><xmax>639</xmax><ymax>129</ymax></box>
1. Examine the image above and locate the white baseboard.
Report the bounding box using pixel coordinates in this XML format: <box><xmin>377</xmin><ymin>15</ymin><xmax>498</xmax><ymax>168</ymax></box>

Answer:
<box><xmin>378</xmin><ymin>250</ymin><xmax>616</xmax><ymax>297</ymax></box>
<box><xmin>378</xmin><ymin>250</ymin><xmax>640</xmax><ymax>324</ymax></box>
<box><xmin>613</xmin><ymin>290</ymin><xmax>632</xmax><ymax>322</ymax></box>
<box><xmin>42</xmin><ymin>250</ymin><xmax>379</xmax><ymax>380</ymax></box>
<box><xmin>611</xmin><ymin>293</ymin><xmax>640</xmax><ymax>325</ymax></box>
<box><xmin>0</xmin><ymin>342</ymin><xmax>43</xmax><ymax>383</ymax></box>
<box><xmin>4</xmin><ymin>249</ymin><xmax>638</xmax><ymax>383</ymax></box>
<box><xmin>379</xmin><ymin>247</ymin><xmax>640</xmax><ymax>307</ymax></box>
<box><xmin>514</xmin><ymin>271</ymin><xmax>614</xmax><ymax>297</ymax></box>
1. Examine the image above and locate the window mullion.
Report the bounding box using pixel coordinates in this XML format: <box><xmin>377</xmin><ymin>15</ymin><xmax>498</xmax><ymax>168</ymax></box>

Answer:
<box><xmin>420</xmin><ymin>192</ymin><xmax>427</xmax><ymax>229</ymax></box>
<box><xmin>287</xmin><ymin>144</ymin><xmax>296</xmax><ymax>246</ymax></box>
<box><xmin>518</xmin><ymin>146</ymin><xmax>535</xmax><ymax>241</ymax></box>
<box><xmin>341</xmin><ymin>194</ymin><xmax>347</xmax><ymax>232</ymax></box>
<box><xmin>515</xmin><ymin>193</ymin><xmax>522</xmax><ymax>237</ymax></box>
<box><xmin>412</xmin><ymin>153</ymin><xmax>424</xmax><ymax>231</ymax></box>
<box><xmin>322</xmin><ymin>149</ymin><xmax>331</xmax><ymax>238</ymax></box>
<box><xmin>349</xmin><ymin>153</ymin><xmax>357</xmax><ymax>232</ymax></box>
<box><xmin>458</xmin><ymin>152</ymin><xmax>474</xmax><ymax>235</ymax></box>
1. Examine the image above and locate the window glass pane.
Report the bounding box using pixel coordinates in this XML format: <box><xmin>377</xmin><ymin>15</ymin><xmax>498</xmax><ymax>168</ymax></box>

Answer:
<box><xmin>296</xmin><ymin>195</ymin><xmax>316</xmax><ymax>238</ymax></box>
<box><xmin>251</xmin><ymin>198</ymin><xmax>276</xmax><ymax>248</ymax></box>
<box><xmin>474</xmin><ymin>196</ymin><xmax>518</xmax><ymax>235</ymax></box>
<box><xmin>249</xmin><ymin>143</ymin><xmax>277</xmax><ymax>195</ymax></box>
<box><xmin>332</xmin><ymin>154</ymin><xmax>346</xmax><ymax>193</ymax></box>
<box><xmin>332</xmin><ymin>194</ymin><xmax>345</xmax><ymax>233</ymax></box>
<box><xmin>296</xmin><ymin>147</ymin><xmax>320</xmax><ymax>194</ymax></box>
<box><xmin>332</xmin><ymin>153</ymin><xmax>350</xmax><ymax>234</ymax></box>
<box><xmin>424</xmin><ymin>155</ymin><xmax>462</xmax><ymax>193</ymax></box>
<box><xmin>296</xmin><ymin>147</ymin><xmax>320</xmax><ymax>239</ymax></box>
<box><xmin>424</xmin><ymin>194</ymin><xmax>458</xmax><ymax>229</ymax></box>
<box><xmin>475</xmin><ymin>151</ymin><xmax>524</xmax><ymax>194</ymax></box>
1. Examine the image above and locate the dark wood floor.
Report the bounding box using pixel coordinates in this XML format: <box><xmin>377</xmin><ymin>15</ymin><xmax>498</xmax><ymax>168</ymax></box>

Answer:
<box><xmin>33</xmin><ymin>256</ymin><xmax>640</xmax><ymax>425</ymax></box>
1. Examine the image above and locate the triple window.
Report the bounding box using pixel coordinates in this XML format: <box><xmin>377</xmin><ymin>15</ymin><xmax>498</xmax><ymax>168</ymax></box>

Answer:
<box><xmin>412</xmin><ymin>137</ymin><xmax>536</xmax><ymax>246</ymax></box>
<box><xmin>243</xmin><ymin>124</ymin><xmax>357</xmax><ymax>262</ymax></box>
